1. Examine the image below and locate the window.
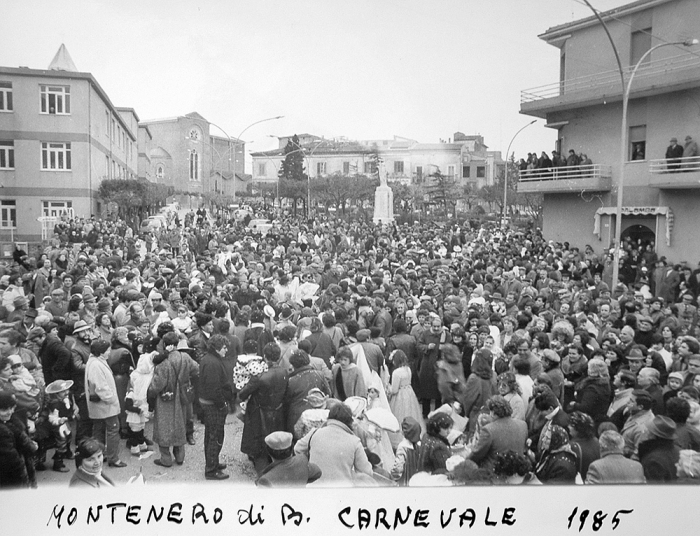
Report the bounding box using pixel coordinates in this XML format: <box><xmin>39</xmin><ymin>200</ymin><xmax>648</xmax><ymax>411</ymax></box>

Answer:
<box><xmin>476</xmin><ymin>166</ymin><xmax>485</xmax><ymax>178</ymax></box>
<box><xmin>0</xmin><ymin>200</ymin><xmax>16</xmax><ymax>229</ymax></box>
<box><xmin>0</xmin><ymin>142</ymin><xmax>14</xmax><ymax>169</ymax></box>
<box><xmin>105</xmin><ymin>111</ymin><xmax>110</xmax><ymax>139</ymax></box>
<box><xmin>41</xmin><ymin>142</ymin><xmax>71</xmax><ymax>170</ymax></box>
<box><xmin>394</xmin><ymin>161</ymin><xmax>404</xmax><ymax>173</ymax></box>
<box><xmin>343</xmin><ymin>161</ymin><xmax>350</xmax><ymax>174</ymax></box>
<box><xmin>42</xmin><ymin>200</ymin><xmax>72</xmax><ymax>218</ymax></box>
<box><xmin>364</xmin><ymin>161</ymin><xmax>377</xmax><ymax>174</ymax></box>
<box><xmin>0</xmin><ymin>82</ymin><xmax>12</xmax><ymax>112</ymax></box>
<box><xmin>257</xmin><ymin>162</ymin><xmax>266</xmax><ymax>176</ymax></box>
<box><xmin>156</xmin><ymin>164</ymin><xmax>164</xmax><ymax>179</ymax></box>
<box><xmin>40</xmin><ymin>85</ymin><xmax>70</xmax><ymax>115</ymax></box>
<box><xmin>316</xmin><ymin>162</ymin><xmax>326</xmax><ymax>175</ymax></box>
<box><xmin>560</xmin><ymin>52</ymin><xmax>566</xmax><ymax>90</ymax></box>
<box><xmin>105</xmin><ymin>155</ymin><xmax>109</xmax><ymax>178</ymax></box>
<box><xmin>629</xmin><ymin>125</ymin><xmax>646</xmax><ymax>160</ymax></box>
<box><xmin>416</xmin><ymin>166</ymin><xmax>423</xmax><ymax>181</ymax></box>
<box><xmin>630</xmin><ymin>28</ymin><xmax>652</xmax><ymax>66</ymax></box>
<box><xmin>447</xmin><ymin>165</ymin><xmax>455</xmax><ymax>178</ymax></box>
<box><xmin>189</xmin><ymin>149</ymin><xmax>200</xmax><ymax>180</ymax></box>
<box><xmin>463</xmin><ymin>166</ymin><xmax>471</xmax><ymax>178</ymax></box>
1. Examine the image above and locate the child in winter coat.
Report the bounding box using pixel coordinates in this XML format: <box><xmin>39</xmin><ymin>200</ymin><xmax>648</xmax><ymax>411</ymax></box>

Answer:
<box><xmin>124</xmin><ymin>341</ymin><xmax>156</xmax><ymax>455</ymax></box>
<box><xmin>42</xmin><ymin>379</ymin><xmax>77</xmax><ymax>472</ymax></box>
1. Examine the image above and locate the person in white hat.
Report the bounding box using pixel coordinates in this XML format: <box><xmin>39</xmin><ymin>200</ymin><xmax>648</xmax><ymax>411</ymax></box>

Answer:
<box><xmin>42</xmin><ymin>379</ymin><xmax>76</xmax><ymax>472</ymax></box>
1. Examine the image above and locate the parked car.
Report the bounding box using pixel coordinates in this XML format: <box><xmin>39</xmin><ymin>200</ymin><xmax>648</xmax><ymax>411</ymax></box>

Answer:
<box><xmin>140</xmin><ymin>215</ymin><xmax>167</xmax><ymax>231</ymax></box>
<box><xmin>247</xmin><ymin>218</ymin><xmax>273</xmax><ymax>235</ymax></box>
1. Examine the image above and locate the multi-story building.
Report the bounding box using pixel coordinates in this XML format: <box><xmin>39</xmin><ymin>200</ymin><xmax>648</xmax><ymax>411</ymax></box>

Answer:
<box><xmin>0</xmin><ymin>45</ymin><xmax>138</xmax><ymax>245</ymax></box>
<box><xmin>518</xmin><ymin>0</ymin><xmax>700</xmax><ymax>262</ymax></box>
<box><xmin>251</xmin><ymin>132</ymin><xmax>504</xmax><ymax>191</ymax></box>
<box><xmin>140</xmin><ymin>113</ymin><xmax>248</xmax><ymax>206</ymax></box>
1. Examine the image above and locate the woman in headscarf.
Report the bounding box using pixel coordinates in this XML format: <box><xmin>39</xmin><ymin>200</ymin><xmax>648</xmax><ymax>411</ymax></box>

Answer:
<box><xmin>417</xmin><ymin>412</ymin><xmax>453</xmax><ymax>474</ymax></box>
<box><xmin>534</xmin><ymin>424</ymin><xmax>578</xmax><ymax>484</ymax></box>
<box><xmin>462</xmin><ymin>348</ymin><xmax>497</xmax><ymax>437</ymax></box>
<box><xmin>391</xmin><ymin>416</ymin><xmax>422</xmax><ymax>486</ymax></box>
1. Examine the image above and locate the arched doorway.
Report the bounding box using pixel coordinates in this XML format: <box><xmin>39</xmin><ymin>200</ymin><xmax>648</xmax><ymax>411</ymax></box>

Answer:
<box><xmin>621</xmin><ymin>223</ymin><xmax>655</xmax><ymax>250</ymax></box>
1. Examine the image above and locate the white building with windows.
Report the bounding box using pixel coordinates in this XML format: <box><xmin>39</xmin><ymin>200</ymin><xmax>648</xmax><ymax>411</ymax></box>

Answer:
<box><xmin>518</xmin><ymin>0</ymin><xmax>700</xmax><ymax>262</ymax></box>
<box><xmin>0</xmin><ymin>45</ymin><xmax>138</xmax><ymax>244</ymax></box>
<box><xmin>251</xmin><ymin>132</ymin><xmax>504</xmax><ymax>194</ymax></box>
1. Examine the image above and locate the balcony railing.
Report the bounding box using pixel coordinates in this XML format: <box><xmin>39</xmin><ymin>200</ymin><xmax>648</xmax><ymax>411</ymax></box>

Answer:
<box><xmin>648</xmin><ymin>155</ymin><xmax>700</xmax><ymax>174</ymax></box>
<box><xmin>521</xmin><ymin>52</ymin><xmax>700</xmax><ymax>104</ymax></box>
<box><xmin>519</xmin><ymin>164</ymin><xmax>612</xmax><ymax>182</ymax></box>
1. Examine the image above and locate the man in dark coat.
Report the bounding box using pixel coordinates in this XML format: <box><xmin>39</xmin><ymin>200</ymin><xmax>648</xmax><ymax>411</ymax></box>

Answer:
<box><xmin>637</xmin><ymin>416</ymin><xmax>680</xmax><ymax>482</ymax></box>
<box><xmin>665</xmin><ymin>137</ymin><xmax>684</xmax><ymax>171</ymax></box>
<box><xmin>199</xmin><ymin>335</ymin><xmax>234</xmax><ymax>480</ymax></box>
<box><xmin>39</xmin><ymin>323</ymin><xmax>72</xmax><ymax>385</ymax></box>
<box><xmin>256</xmin><ymin>431</ymin><xmax>321</xmax><ymax>487</ymax></box>
<box><xmin>238</xmin><ymin>342</ymin><xmax>289</xmax><ymax>475</ymax></box>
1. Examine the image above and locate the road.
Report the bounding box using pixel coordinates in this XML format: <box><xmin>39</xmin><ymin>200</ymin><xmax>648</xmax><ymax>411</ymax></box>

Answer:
<box><xmin>36</xmin><ymin>414</ymin><xmax>257</xmax><ymax>488</ymax></box>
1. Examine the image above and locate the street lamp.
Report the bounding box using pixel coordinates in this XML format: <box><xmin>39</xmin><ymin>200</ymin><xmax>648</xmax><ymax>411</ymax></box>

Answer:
<box><xmin>580</xmin><ymin>2</ymin><xmax>699</xmax><ymax>287</ymax></box>
<box><xmin>502</xmin><ymin>119</ymin><xmax>537</xmax><ymax>227</ymax></box>
<box><xmin>208</xmin><ymin>115</ymin><xmax>284</xmax><ymax>203</ymax></box>
<box><xmin>612</xmin><ymin>38</ymin><xmax>698</xmax><ymax>284</ymax></box>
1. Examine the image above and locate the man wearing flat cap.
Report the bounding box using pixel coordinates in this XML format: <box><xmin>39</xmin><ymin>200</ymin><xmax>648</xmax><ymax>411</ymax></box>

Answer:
<box><xmin>255</xmin><ymin>431</ymin><xmax>322</xmax><ymax>487</ymax></box>
<box><xmin>666</xmin><ymin>137</ymin><xmax>683</xmax><ymax>171</ymax></box>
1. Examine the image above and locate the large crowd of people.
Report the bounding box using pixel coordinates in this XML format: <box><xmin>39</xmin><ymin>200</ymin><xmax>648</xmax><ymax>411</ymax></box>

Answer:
<box><xmin>1</xmin><ymin>204</ymin><xmax>700</xmax><ymax>489</ymax></box>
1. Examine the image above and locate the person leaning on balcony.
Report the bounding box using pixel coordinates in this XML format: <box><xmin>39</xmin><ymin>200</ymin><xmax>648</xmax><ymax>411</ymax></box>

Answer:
<box><xmin>682</xmin><ymin>135</ymin><xmax>699</xmax><ymax>171</ymax></box>
<box><xmin>666</xmin><ymin>137</ymin><xmax>684</xmax><ymax>172</ymax></box>
<box><xmin>578</xmin><ymin>153</ymin><xmax>593</xmax><ymax>176</ymax></box>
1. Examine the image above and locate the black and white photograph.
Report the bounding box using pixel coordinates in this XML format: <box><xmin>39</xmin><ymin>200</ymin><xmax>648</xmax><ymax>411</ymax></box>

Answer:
<box><xmin>1</xmin><ymin>0</ymin><xmax>699</xmax><ymax>533</ymax></box>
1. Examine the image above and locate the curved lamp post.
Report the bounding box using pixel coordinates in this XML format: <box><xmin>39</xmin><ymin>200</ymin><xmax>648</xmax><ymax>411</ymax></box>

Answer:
<box><xmin>581</xmin><ymin>1</ymin><xmax>698</xmax><ymax>286</ymax></box>
<box><xmin>502</xmin><ymin>119</ymin><xmax>536</xmax><ymax>227</ymax></box>
<box><xmin>611</xmin><ymin>39</ymin><xmax>698</xmax><ymax>284</ymax></box>
<box><xmin>208</xmin><ymin>115</ymin><xmax>284</xmax><ymax>203</ymax></box>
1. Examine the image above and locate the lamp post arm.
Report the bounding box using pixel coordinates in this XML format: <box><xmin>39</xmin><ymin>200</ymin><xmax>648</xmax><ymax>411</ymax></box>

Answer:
<box><xmin>582</xmin><ymin>0</ymin><xmax>626</xmax><ymax>92</ymax></box>
<box><xmin>502</xmin><ymin>119</ymin><xmax>536</xmax><ymax>226</ymax></box>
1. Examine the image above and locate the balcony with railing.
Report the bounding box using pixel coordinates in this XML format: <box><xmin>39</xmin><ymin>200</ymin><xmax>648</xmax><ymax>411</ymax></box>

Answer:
<box><xmin>517</xmin><ymin>164</ymin><xmax>613</xmax><ymax>194</ymax></box>
<box><xmin>648</xmin><ymin>155</ymin><xmax>700</xmax><ymax>189</ymax></box>
<box><xmin>521</xmin><ymin>52</ymin><xmax>700</xmax><ymax>115</ymax></box>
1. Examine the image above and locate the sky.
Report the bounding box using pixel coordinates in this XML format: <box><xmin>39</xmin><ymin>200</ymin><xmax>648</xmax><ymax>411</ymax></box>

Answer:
<box><xmin>2</xmin><ymin>0</ymin><xmax>630</xmax><ymax>167</ymax></box>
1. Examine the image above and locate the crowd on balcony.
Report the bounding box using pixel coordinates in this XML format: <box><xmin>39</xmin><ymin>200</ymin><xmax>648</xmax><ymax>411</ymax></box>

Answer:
<box><xmin>518</xmin><ymin>150</ymin><xmax>593</xmax><ymax>178</ymax></box>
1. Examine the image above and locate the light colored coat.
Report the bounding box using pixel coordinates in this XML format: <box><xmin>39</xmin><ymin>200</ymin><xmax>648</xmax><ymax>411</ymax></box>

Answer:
<box><xmin>585</xmin><ymin>452</ymin><xmax>646</xmax><ymax>484</ymax></box>
<box><xmin>147</xmin><ymin>350</ymin><xmax>199</xmax><ymax>447</ymax></box>
<box><xmin>294</xmin><ymin>419</ymin><xmax>372</xmax><ymax>487</ymax></box>
<box><xmin>85</xmin><ymin>355</ymin><xmax>120</xmax><ymax>419</ymax></box>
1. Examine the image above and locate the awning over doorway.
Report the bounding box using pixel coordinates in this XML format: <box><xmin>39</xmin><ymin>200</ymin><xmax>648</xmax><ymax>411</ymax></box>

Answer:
<box><xmin>593</xmin><ymin>206</ymin><xmax>674</xmax><ymax>246</ymax></box>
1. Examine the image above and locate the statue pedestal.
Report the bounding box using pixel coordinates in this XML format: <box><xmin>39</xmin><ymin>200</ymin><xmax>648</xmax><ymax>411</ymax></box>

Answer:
<box><xmin>373</xmin><ymin>184</ymin><xmax>394</xmax><ymax>225</ymax></box>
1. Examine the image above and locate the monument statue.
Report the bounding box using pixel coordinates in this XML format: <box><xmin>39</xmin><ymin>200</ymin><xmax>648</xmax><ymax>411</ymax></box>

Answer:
<box><xmin>373</xmin><ymin>173</ymin><xmax>394</xmax><ymax>225</ymax></box>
